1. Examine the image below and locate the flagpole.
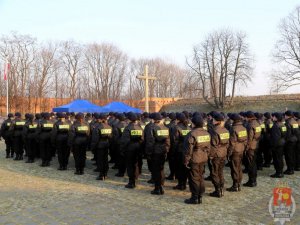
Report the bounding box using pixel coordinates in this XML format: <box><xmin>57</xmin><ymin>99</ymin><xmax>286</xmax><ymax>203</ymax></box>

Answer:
<box><xmin>6</xmin><ymin>57</ymin><xmax>8</xmax><ymax>116</ymax></box>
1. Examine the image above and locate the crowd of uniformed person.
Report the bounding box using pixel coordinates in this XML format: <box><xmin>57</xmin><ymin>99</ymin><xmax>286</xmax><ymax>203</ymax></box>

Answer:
<box><xmin>0</xmin><ymin>110</ymin><xmax>299</xmax><ymax>204</ymax></box>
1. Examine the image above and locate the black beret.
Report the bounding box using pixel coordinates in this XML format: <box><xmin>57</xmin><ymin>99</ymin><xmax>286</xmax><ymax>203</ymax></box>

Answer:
<box><xmin>99</xmin><ymin>113</ymin><xmax>108</xmax><ymax>120</ymax></box>
<box><xmin>70</xmin><ymin>112</ymin><xmax>75</xmax><ymax>116</ymax></box>
<box><xmin>169</xmin><ymin>112</ymin><xmax>176</xmax><ymax>120</ymax></box>
<box><xmin>15</xmin><ymin>112</ymin><xmax>21</xmax><ymax>117</ymax></box>
<box><xmin>161</xmin><ymin>112</ymin><xmax>167</xmax><ymax>118</ymax></box>
<box><xmin>86</xmin><ymin>113</ymin><xmax>91</xmax><ymax>117</ymax></box>
<box><xmin>75</xmin><ymin>113</ymin><xmax>84</xmax><ymax>120</ymax></box>
<box><xmin>264</xmin><ymin>112</ymin><xmax>271</xmax><ymax>119</ymax></box>
<box><xmin>274</xmin><ymin>112</ymin><xmax>283</xmax><ymax>121</ymax></box>
<box><xmin>153</xmin><ymin>112</ymin><xmax>163</xmax><ymax>121</ymax></box>
<box><xmin>8</xmin><ymin>113</ymin><xmax>13</xmax><ymax>118</ymax></box>
<box><xmin>25</xmin><ymin>113</ymin><xmax>30</xmax><ymax>119</ymax></box>
<box><xmin>246</xmin><ymin>111</ymin><xmax>255</xmax><ymax>118</ymax></box>
<box><xmin>285</xmin><ymin>110</ymin><xmax>293</xmax><ymax>117</ymax></box>
<box><xmin>28</xmin><ymin>114</ymin><xmax>34</xmax><ymax>120</ymax></box>
<box><xmin>44</xmin><ymin>112</ymin><xmax>50</xmax><ymax>119</ymax></box>
<box><xmin>213</xmin><ymin>113</ymin><xmax>224</xmax><ymax>121</ymax></box>
<box><xmin>230</xmin><ymin>113</ymin><xmax>242</xmax><ymax>122</ymax></box>
<box><xmin>182</xmin><ymin>111</ymin><xmax>189</xmax><ymax>118</ymax></box>
<box><xmin>143</xmin><ymin>112</ymin><xmax>149</xmax><ymax>118</ymax></box>
<box><xmin>192</xmin><ymin>115</ymin><xmax>204</xmax><ymax>127</ymax></box>
<box><xmin>35</xmin><ymin>113</ymin><xmax>41</xmax><ymax>119</ymax></box>
<box><xmin>119</xmin><ymin>113</ymin><xmax>126</xmax><ymax>121</ymax></box>
<box><xmin>57</xmin><ymin>112</ymin><xmax>65</xmax><ymax>118</ymax></box>
<box><xmin>254</xmin><ymin>112</ymin><xmax>263</xmax><ymax>120</ymax></box>
<box><xmin>293</xmin><ymin>112</ymin><xmax>300</xmax><ymax>119</ymax></box>
<box><xmin>177</xmin><ymin>113</ymin><xmax>186</xmax><ymax>122</ymax></box>
<box><xmin>128</xmin><ymin>113</ymin><xmax>137</xmax><ymax>122</ymax></box>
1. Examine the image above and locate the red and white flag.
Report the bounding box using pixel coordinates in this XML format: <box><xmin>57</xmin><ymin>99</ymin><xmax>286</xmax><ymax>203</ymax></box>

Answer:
<box><xmin>4</xmin><ymin>62</ymin><xmax>10</xmax><ymax>81</ymax></box>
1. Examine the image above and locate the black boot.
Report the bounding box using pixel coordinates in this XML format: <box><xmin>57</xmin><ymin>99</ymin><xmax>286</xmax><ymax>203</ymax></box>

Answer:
<box><xmin>270</xmin><ymin>173</ymin><xmax>284</xmax><ymax>178</ymax></box>
<box><xmin>151</xmin><ymin>186</ymin><xmax>162</xmax><ymax>195</ymax></box>
<box><xmin>58</xmin><ymin>165</ymin><xmax>64</xmax><ymax>170</ymax></box>
<box><xmin>283</xmin><ymin>170</ymin><xmax>294</xmax><ymax>175</ymax></box>
<box><xmin>243</xmin><ymin>181</ymin><xmax>257</xmax><ymax>187</ymax></box>
<box><xmin>147</xmin><ymin>178</ymin><xmax>155</xmax><ymax>184</ymax></box>
<box><xmin>74</xmin><ymin>168</ymin><xmax>80</xmax><ymax>175</ymax></box>
<box><xmin>40</xmin><ymin>160</ymin><xmax>46</xmax><ymax>167</ymax></box>
<box><xmin>173</xmin><ymin>184</ymin><xmax>186</xmax><ymax>190</ymax></box>
<box><xmin>166</xmin><ymin>174</ymin><xmax>175</xmax><ymax>180</ymax></box>
<box><xmin>209</xmin><ymin>188</ymin><xmax>221</xmax><ymax>198</ymax></box>
<box><xmin>6</xmin><ymin>152</ymin><xmax>10</xmax><ymax>158</ymax></box>
<box><xmin>184</xmin><ymin>195</ymin><xmax>200</xmax><ymax>204</ymax></box>
<box><xmin>80</xmin><ymin>169</ymin><xmax>84</xmax><ymax>175</ymax></box>
<box><xmin>204</xmin><ymin>175</ymin><xmax>212</xmax><ymax>181</ymax></box>
<box><xmin>115</xmin><ymin>172</ymin><xmax>124</xmax><ymax>177</ymax></box>
<box><xmin>14</xmin><ymin>155</ymin><xmax>19</xmax><ymax>161</ymax></box>
<box><xmin>226</xmin><ymin>185</ymin><xmax>239</xmax><ymax>192</ymax></box>
<box><xmin>125</xmin><ymin>182</ymin><xmax>136</xmax><ymax>189</ymax></box>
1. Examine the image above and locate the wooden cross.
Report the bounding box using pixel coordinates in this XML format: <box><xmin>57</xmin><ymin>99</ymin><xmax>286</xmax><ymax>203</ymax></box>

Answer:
<box><xmin>136</xmin><ymin>65</ymin><xmax>157</xmax><ymax>112</ymax></box>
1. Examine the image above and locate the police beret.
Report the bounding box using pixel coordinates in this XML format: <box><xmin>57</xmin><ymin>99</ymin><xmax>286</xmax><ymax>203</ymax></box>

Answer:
<box><xmin>128</xmin><ymin>113</ymin><xmax>137</xmax><ymax>121</ymax></box>
<box><xmin>264</xmin><ymin>112</ymin><xmax>271</xmax><ymax>119</ymax></box>
<box><xmin>35</xmin><ymin>113</ymin><xmax>41</xmax><ymax>119</ymax></box>
<box><xmin>254</xmin><ymin>112</ymin><xmax>263</xmax><ymax>120</ymax></box>
<box><xmin>193</xmin><ymin>112</ymin><xmax>200</xmax><ymax>117</ymax></box>
<box><xmin>28</xmin><ymin>114</ymin><xmax>34</xmax><ymax>120</ymax></box>
<box><xmin>86</xmin><ymin>113</ymin><xmax>91</xmax><ymax>117</ymax></box>
<box><xmin>285</xmin><ymin>110</ymin><xmax>293</xmax><ymax>117</ymax></box>
<box><xmin>25</xmin><ymin>113</ymin><xmax>30</xmax><ymax>119</ymax></box>
<box><xmin>99</xmin><ymin>113</ymin><xmax>108</xmax><ymax>120</ymax></box>
<box><xmin>274</xmin><ymin>112</ymin><xmax>283</xmax><ymax>121</ymax></box>
<box><xmin>75</xmin><ymin>113</ymin><xmax>84</xmax><ymax>120</ymax></box>
<box><xmin>182</xmin><ymin>111</ymin><xmax>189</xmax><ymax>118</ymax></box>
<box><xmin>15</xmin><ymin>112</ymin><xmax>21</xmax><ymax>117</ymax></box>
<box><xmin>119</xmin><ymin>113</ymin><xmax>126</xmax><ymax>121</ymax></box>
<box><xmin>293</xmin><ymin>112</ymin><xmax>300</xmax><ymax>119</ymax></box>
<box><xmin>176</xmin><ymin>113</ymin><xmax>186</xmax><ymax>122</ymax></box>
<box><xmin>8</xmin><ymin>113</ymin><xmax>13</xmax><ymax>118</ymax></box>
<box><xmin>143</xmin><ymin>112</ymin><xmax>149</xmax><ymax>118</ymax></box>
<box><xmin>161</xmin><ymin>112</ymin><xmax>167</xmax><ymax>118</ymax></box>
<box><xmin>44</xmin><ymin>112</ymin><xmax>50</xmax><ymax>119</ymax></box>
<box><xmin>153</xmin><ymin>112</ymin><xmax>163</xmax><ymax>121</ymax></box>
<box><xmin>246</xmin><ymin>111</ymin><xmax>255</xmax><ymax>118</ymax></box>
<box><xmin>169</xmin><ymin>112</ymin><xmax>176</xmax><ymax>120</ymax></box>
<box><xmin>93</xmin><ymin>113</ymin><xmax>100</xmax><ymax>119</ymax></box>
<box><xmin>213</xmin><ymin>113</ymin><xmax>224</xmax><ymax>121</ymax></box>
<box><xmin>57</xmin><ymin>112</ymin><xmax>65</xmax><ymax>118</ymax></box>
<box><xmin>70</xmin><ymin>112</ymin><xmax>75</xmax><ymax>116</ymax></box>
<box><xmin>192</xmin><ymin>115</ymin><xmax>204</xmax><ymax>127</ymax></box>
<box><xmin>230</xmin><ymin>113</ymin><xmax>242</xmax><ymax>122</ymax></box>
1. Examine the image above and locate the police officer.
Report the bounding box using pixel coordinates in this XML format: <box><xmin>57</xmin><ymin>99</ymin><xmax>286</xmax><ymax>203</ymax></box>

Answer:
<box><xmin>227</xmin><ymin>114</ymin><xmax>248</xmax><ymax>192</ymax></box>
<box><xmin>172</xmin><ymin>113</ymin><xmax>191</xmax><ymax>190</ymax></box>
<box><xmin>145</xmin><ymin>113</ymin><xmax>170</xmax><ymax>195</ymax></box>
<box><xmin>0</xmin><ymin>113</ymin><xmax>14</xmax><ymax>158</ymax></box>
<box><xmin>183</xmin><ymin>115</ymin><xmax>211</xmax><ymax>204</ymax></box>
<box><xmin>51</xmin><ymin>112</ymin><xmax>71</xmax><ymax>170</ymax></box>
<box><xmin>114</xmin><ymin>113</ymin><xmax>128</xmax><ymax>177</ymax></box>
<box><xmin>270</xmin><ymin>113</ymin><xmax>286</xmax><ymax>178</ymax></box>
<box><xmin>166</xmin><ymin>112</ymin><xmax>177</xmax><ymax>181</ymax></box>
<box><xmin>68</xmin><ymin>113</ymin><xmax>90</xmax><ymax>175</ymax></box>
<box><xmin>244</xmin><ymin>111</ymin><xmax>261</xmax><ymax>187</ymax></box>
<box><xmin>255</xmin><ymin>112</ymin><xmax>265</xmax><ymax>171</ymax></box>
<box><xmin>283</xmin><ymin>110</ymin><xmax>299</xmax><ymax>175</ymax></box>
<box><xmin>209</xmin><ymin>113</ymin><xmax>229</xmax><ymax>198</ymax></box>
<box><xmin>294</xmin><ymin>112</ymin><xmax>300</xmax><ymax>171</ymax></box>
<box><xmin>144</xmin><ymin>113</ymin><xmax>155</xmax><ymax>184</ymax></box>
<box><xmin>23</xmin><ymin>114</ymin><xmax>38</xmax><ymax>163</ymax></box>
<box><xmin>263</xmin><ymin>112</ymin><xmax>273</xmax><ymax>167</ymax></box>
<box><xmin>120</xmin><ymin>113</ymin><xmax>144</xmax><ymax>188</ymax></box>
<box><xmin>36</xmin><ymin>112</ymin><xmax>54</xmax><ymax>167</ymax></box>
<box><xmin>9</xmin><ymin>112</ymin><xmax>25</xmax><ymax>160</ymax></box>
<box><xmin>91</xmin><ymin>113</ymin><xmax>112</xmax><ymax>180</ymax></box>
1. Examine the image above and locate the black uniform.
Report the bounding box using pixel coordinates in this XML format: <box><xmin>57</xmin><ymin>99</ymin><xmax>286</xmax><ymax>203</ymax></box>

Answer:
<box><xmin>1</xmin><ymin>117</ymin><xmax>13</xmax><ymax>158</ymax></box>
<box><xmin>120</xmin><ymin>121</ymin><xmax>144</xmax><ymax>188</ymax></box>
<box><xmin>145</xmin><ymin>122</ymin><xmax>170</xmax><ymax>195</ymax></box>
<box><xmin>144</xmin><ymin>120</ymin><xmax>154</xmax><ymax>183</ymax></box>
<box><xmin>91</xmin><ymin>121</ymin><xmax>112</xmax><ymax>179</ymax></box>
<box><xmin>36</xmin><ymin>119</ymin><xmax>54</xmax><ymax>166</ymax></box>
<box><xmin>9</xmin><ymin>117</ymin><xmax>26</xmax><ymax>160</ymax></box>
<box><xmin>68</xmin><ymin>120</ymin><xmax>90</xmax><ymax>174</ymax></box>
<box><xmin>51</xmin><ymin>119</ymin><xmax>72</xmax><ymax>169</ymax></box>
<box><xmin>284</xmin><ymin>117</ymin><xmax>298</xmax><ymax>174</ymax></box>
<box><xmin>270</xmin><ymin>121</ymin><xmax>287</xmax><ymax>177</ymax></box>
<box><xmin>166</xmin><ymin>119</ymin><xmax>177</xmax><ymax>180</ymax></box>
<box><xmin>22</xmin><ymin>118</ymin><xmax>38</xmax><ymax>162</ymax></box>
<box><xmin>172</xmin><ymin>122</ymin><xmax>191</xmax><ymax>190</ymax></box>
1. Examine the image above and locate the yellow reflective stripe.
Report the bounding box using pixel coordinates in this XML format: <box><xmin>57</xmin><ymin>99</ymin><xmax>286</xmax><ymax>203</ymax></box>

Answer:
<box><xmin>255</xmin><ymin>127</ymin><xmax>262</xmax><ymax>133</ymax></box>
<box><xmin>16</xmin><ymin>121</ymin><xmax>25</xmax><ymax>126</ymax></box>
<box><xmin>181</xmin><ymin>130</ymin><xmax>190</xmax><ymax>136</ymax></box>
<box><xmin>269</xmin><ymin>124</ymin><xmax>273</xmax><ymax>129</ymax></box>
<box><xmin>281</xmin><ymin>127</ymin><xmax>287</xmax><ymax>132</ymax></box>
<box><xmin>131</xmin><ymin>130</ymin><xmax>143</xmax><ymax>136</ymax></box>
<box><xmin>145</xmin><ymin>121</ymin><xmax>150</xmax><ymax>125</ymax></box>
<box><xmin>141</xmin><ymin>125</ymin><xmax>145</xmax><ymax>130</ymax></box>
<box><xmin>164</xmin><ymin>121</ymin><xmax>170</xmax><ymax>125</ymax></box>
<box><xmin>7</xmin><ymin>123</ymin><xmax>11</xmax><ymax>126</ymax></box>
<box><xmin>59</xmin><ymin>125</ymin><xmax>70</xmax><ymax>129</ymax></box>
<box><xmin>261</xmin><ymin>124</ymin><xmax>265</xmax><ymax>129</ymax></box>
<box><xmin>43</xmin><ymin>124</ymin><xmax>53</xmax><ymax>128</ymax></box>
<box><xmin>120</xmin><ymin>128</ymin><xmax>125</xmax><ymax>133</ymax></box>
<box><xmin>157</xmin><ymin>130</ymin><xmax>169</xmax><ymax>136</ymax></box>
<box><xmin>220</xmin><ymin>132</ymin><xmax>229</xmax><ymax>140</ymax></box>
<box><xmin>188</xmin><ymin>123</ymin><xmax>192</xmax><ymax>127</ymax></box>
<box><xmin>101</xmin><ymin>129</ymin><xmax>112</xmax><ymax>134</ymax></box>
<box><xmin>203</xmin><ymin>126</ymin><xmax>207</xmax><ymax>130</ymax></box>
<box><xmin>77</xmin><ymin>126</ymin><xmax>88</xmax><ymax>131</ymax></box>
<box><xmin>29</xmin><ymin>124</ymin><xmax>37</xmax><ymax>129</ymax></box>
<box><xmin>292</xmin><ymin>124</ymin><xmax>299</xmax><ymax>129</ymax></box>
<box><xmin>238</xmin><ymin>130</ymin><xmax>247</xmax><ymax>138</ymax></box>
<box><xmin>196</xmin><ymin>135</ymin><xmax>210</xmax><ymax>143</ymax></box>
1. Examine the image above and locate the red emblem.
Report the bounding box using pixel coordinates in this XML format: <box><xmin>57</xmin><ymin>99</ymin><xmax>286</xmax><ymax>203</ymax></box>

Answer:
<box><xmin>273</xmin><ymin>187</ymin><xmax>292</xmax><ymax>206</ymax></box>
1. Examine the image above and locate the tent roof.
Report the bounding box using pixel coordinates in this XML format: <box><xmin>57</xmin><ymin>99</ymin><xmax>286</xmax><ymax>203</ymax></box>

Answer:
<box><xmin>102</xmin><ymin>101</ymin><xmax>142</xmax><ymax>113</ymax></box>
<box><xmin>53</xmin><ymin>100</ymin><xmax>104</xmax><ymax>113</ymax></box>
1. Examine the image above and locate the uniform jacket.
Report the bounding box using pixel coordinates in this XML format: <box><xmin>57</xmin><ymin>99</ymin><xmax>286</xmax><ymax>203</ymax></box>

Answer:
<box><xmin>228</xmin><ymin>121</ymin><xmax>247</xmax><ymax>155</ymax></box>
<box><xmin>90</xmin><ymin>121</ymin><xmax>112</xmax><ymax>150</ymax></box>
<box><xmin>209</xmin><ymin>125</ymin><xmax>229</xmax><ymax>158</ymax></box>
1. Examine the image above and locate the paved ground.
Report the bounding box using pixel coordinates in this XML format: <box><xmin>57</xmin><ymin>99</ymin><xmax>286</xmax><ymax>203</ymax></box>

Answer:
<box><xmin>0</xmin><ymin>141</ymin><xmax>299</xmax><ymax>225</ymax></box>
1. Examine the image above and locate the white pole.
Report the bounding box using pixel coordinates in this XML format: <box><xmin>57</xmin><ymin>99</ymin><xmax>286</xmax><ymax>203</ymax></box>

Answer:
<box><xmin>145</xmin><ymin>65</ymin><xmax>149</xmax><ymax>112</ymax></box>
<box><xmin>6</xmin><ymin>57</ymin><xmax>8</xmax><ymax>116</ymax></box>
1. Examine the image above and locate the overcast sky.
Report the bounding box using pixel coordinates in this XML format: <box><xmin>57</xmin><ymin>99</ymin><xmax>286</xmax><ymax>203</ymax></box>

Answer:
<box><xmin>0</xmin><ymin>0</ymin><xmax>299</xmax><ymax>96</ymax></box>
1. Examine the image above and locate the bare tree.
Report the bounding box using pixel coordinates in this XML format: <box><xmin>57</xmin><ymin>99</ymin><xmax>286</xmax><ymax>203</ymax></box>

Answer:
<box><xmin>272</xmin><ymin>6</ymin><xmax>300</xmax><ymax>91</ymax></box>
<box><xmin>186</xmin><ymin>29</ymin><xmax>253</xmax><ymax>109</ymax></box>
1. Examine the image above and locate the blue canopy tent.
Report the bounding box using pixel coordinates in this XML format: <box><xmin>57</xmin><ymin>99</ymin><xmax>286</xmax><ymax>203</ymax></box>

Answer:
<box><xmin>53</xmin><ymin>100</ymin><xmax>104</xmax><ymax>113</ymax></box>
<box><xmin>102</xmin><ymin>102</ymin><xmax>142</xmax><ymax>113</ymax></box>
